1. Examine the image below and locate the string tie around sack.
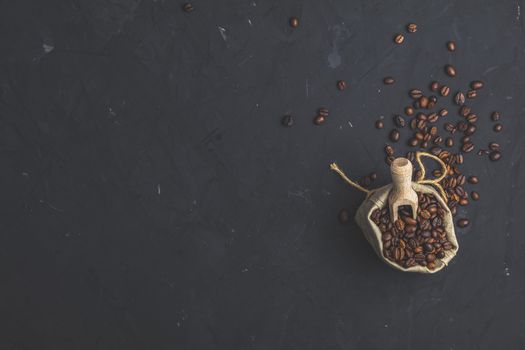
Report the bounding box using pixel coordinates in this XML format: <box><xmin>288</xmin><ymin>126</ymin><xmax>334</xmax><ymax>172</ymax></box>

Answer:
<box><xmin>329</xmin><ymin>151</ymin><xmax>448</xmax><ymax>203</ymax></box>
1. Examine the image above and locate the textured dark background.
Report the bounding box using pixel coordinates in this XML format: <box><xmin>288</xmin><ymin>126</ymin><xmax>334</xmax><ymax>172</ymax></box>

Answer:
<box><xmin>1</xmin><ymin>0</ymin><xmax>525</xmax><ymax>349</ymax></box>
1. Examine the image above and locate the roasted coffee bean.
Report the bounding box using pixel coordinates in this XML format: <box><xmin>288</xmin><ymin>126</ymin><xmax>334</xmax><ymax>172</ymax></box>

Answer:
<box><xmin>385</xmin><ymin>156</ymin><xmax>395</xmax><ymax>165</ymax></box>
<box><xmin>407</xmin><ymin>23</ymin><xmax>418</xmax><ymax>33</ymax></box>
<box><xmin>447</xmin><ymin>41</ymin><xmax>456</xmax><ymax>51</ymax></box>
<box><xmin>460</xmin><ymin>105</ymin><xmax>471</xmax><ymax>117</ymax></box>
<box><xmin>314</xmin><ymin>115</ymin><xmax>325</xmax><ymax>125</ymax></box>
<box><xmin>281</xmin><ymin>115</ymin><xmax>294</xmax><ymax>127</ymax></box>
<box><xmin>394</xmin><ymin>34</ymin><xmax>405</xmax><ymax>44</ymax></box>
<box><xmin>338</xmin><ymin>209</ymin><xmax>350</xmax><ymax>224</ymax></box>
<box><xmin>183</xmin><ymin>3</ymin><xmax>194</xmax><ymax>12</ymax></box>
<box><xmin>466</xmin><ymin>113</ymin><xmax>478</xmax><ymax>123</ymax></box>
<box><xmin>454</xmin><ymin>91</ymin><xmax>465</xmax><ymax>105</ymax></box>
<box><xmin>478</xmin><ymin>149</ymin><xmax>490</xmax><ymax>156</ymax></box>
<box><xmin>445</xmin><ymin>137</ymin><xmax>454</xmax><ymax>147</ymax></box>
<box><xmin>468</xmin><ymin>176</ymin><xmax>479</xmax><ymax>184</ymax></box>
<box><xmin>445</xmin><ymin>64</ymin><xmax>456</xmax><ymax>77</ymax></box>
<box><xmin>420</xmin><ymin>141</ymin><xmax>429</xmax><ymax>148</ymax></box>
<box><xmin>426</xmin><ymin>253</ymin><xmax>436</xmax><ymax>263</ymax></box>
<box><xmin>439</xmin><ymin>108</ymin><xmax>449</xmax><ymax>117</ymax></box>
<box><xmin>457</xmin><ymin>175</ymin><xmax>466</xmax><ymax>185</ymax></box>
<box><xmin>471</xmin><ymin>191</ymin><xmax>480</xmax><ymax>201</ymax></box>
<box><xmin>465</xmin><ymin>124</ymin><xmax>477</xmax><ymax>136</ymax></box>
<box><xmin>318</xmin><ymin>108</ymin><xmax>329</xmax><ymax>117</ymax></box>
<box><xmin>457</xmin><ymin>218</ymin><xmax>469</xmax><ymax>228</ymax></box>
<box><xmin>383</xmin><ymin>77</ymin><xmax>395</xmax><ymax>85</ymax></box>
<box><xmin>436</xmin><ymin>251</ymin><xmax>446</xmax><ymax>259</ymax></box>
<box><xmin>489</xmin><ymin>151</ymin><xmax>501</xmax><ymax>161</ymax></box>
<box><xmin>419</xmin><ymin>96</ymin><xmax>429</xmax><ymax>109</ymax></box>
<box><xmin>428</xmin><ymin>96</ymin><xmax>437</xmax><ymax>109</ymax></box>
<box><xmin>429</xmin><ymin>126</ymin><xmax>438</xmax><ymax>135</ymax></box>
<box><xmin>440</xmin><ymin>85</ymin><xmax>450</xmax><ymax>96</ymax></box>
<box><xmin>457</xmin><ymin>121</ymin><xmax>468</xmax><ymax>132</ymax></box>
<box><xmin>459</xmin><ymin>198</ymin><xmax>469</xmax><ymax>206</ymax></box>
<box><xmin>431</xmin><ymin>147</ymin><xmax>442</xmax><ymax>156</ymax></box>
<box><xmin>375</xmin><ymin>120</ymin><xmax>384</xmax><ymax>129</ymax></box>
<box><xmin>408</xmin><ymin>138</ymin><xmax>419</xmax><ymax>147</ymax></box>
<box><xmin>385</xmin><ymin>145</ymin><xmax>395</xmax><ymax>156</ymax></box>
<box><xmin>444</xmin><ymin>122</ymin><xmax>456</xmax><ymax>133</ymax></box>
<box><xmin>434</xmin><ymin>136</ymin><xmax>443</xmax><ymax>145</ymax></box>
<box><xmin>493</xmin><ymin>123</ymin><xmax>503</xmax><ymax>132</ymax></box>
<box><xmin>467</xmin><ymin>90</ymin><xmax>477</xmax><ymax>99</ymax></box>
<box><xmin>457</xmin><ymin>154</ymin><xmax>464</xmax><ymax>164</ymax></box>
<box><xmin>289</xmin><ymin>17</ymin><xmax>299</xmax><ymax>28</ymax></box>
<box><xmin>405</xmin><ymin>106</ymin><xmax>415</xmax><ymax>116</ymax></box>
<box><xmin>337</xmin><ymin>80</ymin><xmax>347</xmax><ymax>90</ymax></box>
<box><xmin>461</xmin><ymin>142</ymin><xmax>474</xmax><ymax>153</ymax></box>
<box><xmin>461</xmin><ymin>136</ymin><xmax>471</xmax><ymax>144</ymax></box>
<box><xmin>489</xmin><ymin>142</ymin><xmax>500</xmax><ymax>151</ymax></box>
<box><xmin>410</xmin><ymin>89</ymin><xmax>423</xmax><ymax>99</ymax></box>
<box><xmin>470</xmin><ymin>81</ymin><xmax>484</xmax><ymax>90</ymax></box>
<box><xmin>430</xmin><ymin>81</ymin><xmax>440</xmax><ymax>91</ymax></box>
<box><xmin>491</xmin><ymin>111</ymin><xmax>501</xmax><ymax>121</ymax></box>
<box><xmin>394</xmin><ymin>115</ymin><xmax>406</xmax><ymax>128</ymax></box>
<box><xmin>370</xmin><ymin>172</ymin><xmax>378</xmax><ymax>181</ymax></box>
<box><xmin>390</xmin><ymin>129</ymin><xmax>400</xmax><ymax>142</ymax></box>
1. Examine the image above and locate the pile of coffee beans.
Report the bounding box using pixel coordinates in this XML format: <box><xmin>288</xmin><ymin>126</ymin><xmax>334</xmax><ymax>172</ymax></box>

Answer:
<box><xmin>371</xmin><ymin>192</ymin><xmax>456</xmax><ymax>270</ymax></box>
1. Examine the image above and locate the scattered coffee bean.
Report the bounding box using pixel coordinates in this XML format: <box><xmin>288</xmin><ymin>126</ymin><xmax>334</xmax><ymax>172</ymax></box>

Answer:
<box><xmin>489</xmin><ymin>151</ymin><xmax>501</xmax><ymax>161</ymax></box>
<box><xmin>405</xmin><ymin>106</ymin><xmax>415</xmax><ymax>116</ymax></box>
<box><xmin>281</xmin><ymin>115</ymin><xmax>294</xmax><ymax>127</ymax></box>
<box><xmin>465</xmin><ymin>124</ymin><xmax>477</xmax><ymax>136</ymax></box>
<box><xmin>339</xmin><ymin>209</ymin><xmax>350</xmax><ymax>224</ymax></box>
<box><xmin>430</xmin><ymin>81</ymin><xmax>440</xmax><ymax>91</ymax></box>
<box><xmin>384</xmin><ymin>77</ymin><xmax>395</xmax><ymax>85</ymax></box>
<box><xmin>407</xmin><ymin>23</ymin><xmax>418</xmax><ymax>33</ymax></box>
<box><xmin>461</xmin><ymin>142</ymin><xmax>474</xmax><ymax>153</ymax></box>
<box><xmin>489</xmin><ymin>142</ymin><xmax>500</xmax><ymax>151</ymax></box>
<box><xmin>370</xmin><ymin>172</ymin><xmax>378</xmax><ymax>181</ymax></box>
<box><xmin>428</xmin><ymin>96</ymin><xmax>437</xmax><ymax>109</ymax></box>
<box><xmin>457</xmin><ymin>218</ymin><xmax>469</xmax><ymax>228</ymax></box>
<box><xmin>440</xmin><ymin>85</ymin><xmax>450</xmax><ymax>96</ymax></box>
<box><xmin>491</xmin><ymin>112</ymin><xmax>501</xmax><ymax>121</ymax></box>
<box><xmin>466</xmin><ymin>113</ymin><xmax>478</xmax><ymax>123</ymax></box>
<box><xmin>289</xmin><ymin>17</ymin><xmax>299</xmax><ymax>28</ymax></box>
<box><xmin>428</xmin><ymin>113</ymin><xmax>439</xmax><ymax>123</ymax></box>
<box><xmin>493</xmin><ymin>123</ymin><xmax>503</xmax><ymax>132</ymax></box>
<box><xmin>394</xmin><ymin>115</ymin><xmax>406</xmax><ymax>128</ymax></box>
<box><xmin>471</xmin><ymin>191</ymin><xmax>480</xmax><ymax>201</ymax></box>
<box><xmin>467</xmin><ymin>90</ymin><xmax>477</xmax><ymax>99</ymax></box>
<box><xmin>385</xmin><ymin>145</ymin><xmax>394</xmax><ymax>156</ymax></box>
<box><xmin>468</xmin><ymin>176</ymin><xmax>479</xmax><ymax>184</ymax></box>
<box><xmin>314</xmin><ymin>115</ymin><xmax>325</xmax><ymax>125</ymax></box>
<box><xmin>410</xmin><ymin>89</ymin><xmax>423</xmax><ymax>99</ymax></box>
<box><xmin>445</xmin><ymin>64</ymin><xmax>456</xmax><ymax>77</ymax></box>
<box><xmin>470</xmin><ymin>81</ymin><xmax>484</xmax><ymax>90</ymax></box>
<box><xmin>390</xmin><ymin>129</ymin><xmax>400</xmax><ymax>142</ymax></box>
<box><xmin>394</xmin><ymin>34</ymin><xmax>405</xmax><ymax>44</ymax></box>
<box><xmin>445</xmin><ymin>137</ymin><xmax>454</xmax><ymax>147</ymax></box>
<box><xmin>461</xmin><ymin>136</ymin><xmax>471</xmax><ymax>144</ymax></box>
<box><xmin>434</xmin><ymin>136</ymin><xmax>443</xmax><ymax>144</ymax></box>
<box><xmin>439</xmin><ymin>108</ymin><xmax>449</xmax><ymax>117</ymax></box>
<box><xmin>447</xmin><ymin>41</ymin><xmax>456</xmax><ymax>51</ymax></box>
<box><xmin>408</xmin><ymin>138</ymin><xmax>419</xmax><ymax>147</ymax></box>
<box><xmin>375</xmin><ymin>120</ymin><xmax>384</xmax><ymax>129</ymax></box>
<box><xmin>454</xmin><ymin>91</ymin><xmax>465</xmax><ymax>105</ymax></box>
<box><xmin>183</xmin><ymin>3</ymin><xmax>194</xmax><ymax>12</ymax></box>
<box><xmin>318</xmin><ymin>108</ymin><xmax>329</xmax><ymax>117</ymax></box>
<box><xmin>337</xmin><ymin>80</ymin><xmax>347</xmax><ymax>90</ymax></box>
<box><xmin>419</xmin><ymin>96</ymin><xmax>429</xmax><ymax>109</ymax></box>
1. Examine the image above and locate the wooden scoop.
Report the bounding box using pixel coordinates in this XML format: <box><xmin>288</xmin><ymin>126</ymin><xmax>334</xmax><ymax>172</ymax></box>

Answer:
<box><xmin>389</xmin><ymin>157</ymin><xmax>418</xmax><ymax>222</ymax></box>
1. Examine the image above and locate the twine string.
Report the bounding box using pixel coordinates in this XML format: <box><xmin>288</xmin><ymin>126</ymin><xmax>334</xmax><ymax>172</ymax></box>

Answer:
<box><xmin>329</xmin><ymin>151</ymin><xmax>448</xmax><ymax>202</ymax></box>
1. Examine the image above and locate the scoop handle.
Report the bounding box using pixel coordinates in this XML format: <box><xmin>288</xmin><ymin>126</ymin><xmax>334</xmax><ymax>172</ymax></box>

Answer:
<box><xmin>389</xmin><ymin>158</ymin><xmax>418</xmax><ymax>221</ymax></box>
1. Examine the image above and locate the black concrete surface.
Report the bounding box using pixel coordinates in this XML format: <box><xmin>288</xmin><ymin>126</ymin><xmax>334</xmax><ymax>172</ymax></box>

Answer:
<box><xmin>1</xmin><ymin>0</ymin><xmax>525</xmax><ymax>349</ymax></box>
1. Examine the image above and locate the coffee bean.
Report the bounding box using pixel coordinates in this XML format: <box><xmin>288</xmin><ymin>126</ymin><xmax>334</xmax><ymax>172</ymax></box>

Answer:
<box><xmin>491</xmin><ymin>112</ymin><xmax>501</xmax><ymax>121</ymax></box>
<box><xmin>461</xmin><ymin>142</ymin><xmax>474</xmax><ymax>153</ymax></box>
<box><xmin>468</xmin><ymin>176</ymin><xmax>479</xmax><ymax>184</ymax></box>
<box><xmin>407</xmin><ymin>23</ymin><xmax>418</xmax><ymax>33</ymax></box>
<box><xmin>426</xmin><ymin>253</ymin><xmax>436</xmax><ymax>263</ymax></box>
<box><xmin>445</xmin><ymin>64</ymin><xmax>456</xmax><ymax>77</ymax></box>
<box><xmin>489</xmin><ymin>151</ymin><xmax>501</xmax><ymax>161</ymax></box>
<box><xmin>429</xmin><ymin>126</ymin><xmax>438</xmax><ymax>135</ymax></box>
<box><xmin>444</xmin><ymin>122</ymin><xmax>456</xmax><ymax>133</ymax></box>
<box><xmin>314</xmin><ymin>115</ymin><xmax>325</xmax><ymax>125</ymax></box>
<box><xmin>457</xmin><ymin>154</ymin><xmax>464</xmax><ymax>164</ymax></box>
<box><xmin>445</xmin><ymin>137</ymin><xmax>454</xmax><ymax>147</ymax></box>
<box><xmin>339</xmin><ymin>209</ymin><xmax>350</xmax><ymax>224</ymax></box>
<box><xmin>428</xmin><ymin>113</ymin><xmax>439</xmax><ymax>123</ymax></box>
<box><xmin>471</xmin><ymin>191</ymin><xmax>480</xmax><ymax>201</ymax></box>
<box><xmin>408</xmin><ymin>138</ymin><xmax>419</xmax><ymax>147</ymax></box>
<box><xmin>318</xmin><ymin>108</ymin><xmax>329</xmax><ymax>116</ymax></box>
<box><xmin>394</xmin><ymin>115</ymin><xmax>406</xmax><ymax>128</ymax></box>
<box><xmin>461</xmin><ymin>136</ymin><xmax>471</xmax><ymax>144</ymax></box>
<box><xmin>405</xmin><ymin>106</ymin><xmax>415</xmax><ymax>116</ymax></box>
<box><xmin>384</xmin><ymin>77</ymin><xmax>395</xmax><ymax>85</ymax></box>
<box><xmin>394</xmin><ymin>34</ymin><xmax>405</xmax><ymax>44</ymax></box>
<box><xmin>434</xmin><ymin>136</ymin><xmax>443</xmax><ymax>144</ymax></box>
<box><xmin>183</xmin><ymin>3</ymin><xmax>194</xmax><ymax>12</ymax></box>
<box><xmin>385</xmin><ymin>145</ymin><xmax>394</xmax><ymax>156</ymax></box>
<box><xmin>454</xmin><ymin>91</ymin><xmax>465</xmax><ymax>105</ymax></box>
<box><xmin>466</xmin><ymin>113</ymin><xmax>478</xmax><ymax>123</ymax></box>
<box><xmin>457</xmin><ymin>218</ymin><xmax>469</xmax><ymax>228</ymax></box>
<box><xmin>436</xmin><ymin>251</ymin><xmax>446</xmax><ymax>259</ymax></box>
<box><xmin>460</xmin><ymin>106</ymin><xmax>471</xmax><ymax>117</ymax></box>
<box><xmin>430</xmin><ymin>81</ymin><xmax>440</xmax><ymax>91</ymax></box>
<box><xmin>390</xmin><ymin>129</ymin><xmax>400</xmax><ymax>142</ymax></box>
<box><xmin>477</xmin><ymin>149</ymin><xmax>490</xmax><ymax>156</ymax></box>
<box><xmin>375</xmin><ymin>120</ymin><xmax>384</xmax><ymax>129</ymax></box>
<box><xmin>465</xmin><ymin>124</ymin><xmax>477</xmax><ymax>136</ymax></box>
<box><xmin>459</xmin><ymin>198</ymin><xmax>469</xmax><ymax>206</ymax></box>
<box><xmin>457</xmin><ymin>121</ymin><xmax>468</xmax><ymax>132</ymax></box>
<box><xmin>489</xmin><ymin>142</ymin><xmax>500</xmax><ymax>151</ymax></box>
<box><xmin>440</xmin><ymin>85</ymin><xmax>450</xmax><ymax>96</ymax></box>
<box><xmin>447</xmin><ymin>41</ymin><xmax>456</xmax><ymax>51</ymax></box>
<box><xmin>439</xmin><ymin>108</ymin><xmax>449</xmax><ymax>117</ymax></box>
<box><xmin>470</xmin><ymin>80</ymin><xmax>484</xmax><ymax>90</ymax></box>
<box><xmin>467</xmin><ymin>90</ymin><xmax>477</xmax><ymax>99</ymax></box>
<box><xmin>428</xmin><ymin>96</ymin><xmax>437</xmax><ymax>109</ymax></box>
<box><xmin>337</xmin><ymin>80</ymin><xmax>347</xmax><ymax>90</ymax></box>
<box><xmin>289</xmin><ymin>17</ymin><xmax>299</xmax><ymax>28</ymax></box>
<box><xmin>410</xmin><ymin>89</ymin><xmax>423</xmax><ymax>99</ymax></box>
<box><xmin>370</xmin><ymin>172</ymin><xmax>378</xmax><ymax>181</ymax></box>
<box><xmin>419</xmin><ymin>96</ymin><xmax>429</xmax><ymax>108</ymax></box>
<box><xmin>281</xmin><ymin>115</ymin><xmax>294</xmax><ymax>127</ymax></box>
<box><xmin>493</xmin><ymin>123</ymin><xmax>503</xmax><ymax>132</ymax></box>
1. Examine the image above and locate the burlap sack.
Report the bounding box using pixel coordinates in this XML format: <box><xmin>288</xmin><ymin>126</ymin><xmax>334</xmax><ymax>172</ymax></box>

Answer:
<box><xmin>355</xmin><ymin>182</ymin><xmax>459</xmax><ymax>273</ymax></box>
